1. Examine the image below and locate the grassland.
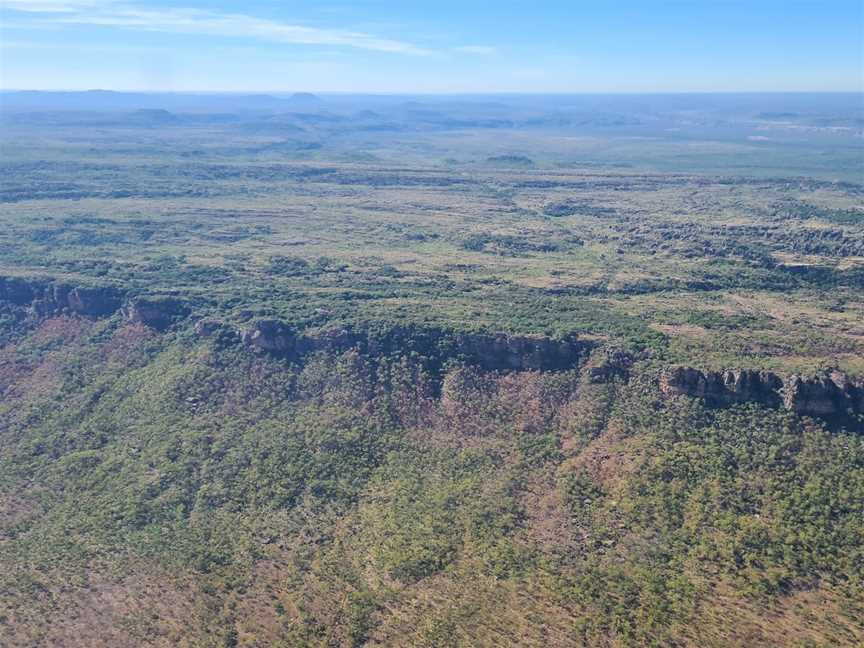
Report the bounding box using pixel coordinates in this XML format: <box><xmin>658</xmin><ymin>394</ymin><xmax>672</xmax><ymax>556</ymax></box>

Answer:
<box><xmin>2</xmin><ymin>137</ymin><xmax>863</xmax><ymax>371</ymax></box>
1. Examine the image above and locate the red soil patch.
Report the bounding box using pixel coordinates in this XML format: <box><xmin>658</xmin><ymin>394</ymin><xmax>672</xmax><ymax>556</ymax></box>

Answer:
<box><xmin>30</xmin><ymin>316</ymin><xmax>95</xmax><ymax>345</ymax></box>
<box><xmin>101</xmin><ymin>323</ymin><xmax>157</xmax><ymax>365</ymax></box>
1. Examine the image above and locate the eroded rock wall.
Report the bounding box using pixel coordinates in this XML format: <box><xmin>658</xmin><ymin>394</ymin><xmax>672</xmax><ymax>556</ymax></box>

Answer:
<box><xmin>660</xmin><ymin>365</ymin><xmax>863</xmax><ymax>421</ymax></box>
<box><xmin>238</xmin><ymin>320</ymin><xmax>591</xmax><ymax>373</ymax></box>
<box><xmin>123</xmin><ymin>297</ymin><xmax>190</xmax><ymax>331</ymax></box>
<box><xmin>0</xmin><ymin>276</ymin><xmax>123</xmax><ymax>318</ymax></box>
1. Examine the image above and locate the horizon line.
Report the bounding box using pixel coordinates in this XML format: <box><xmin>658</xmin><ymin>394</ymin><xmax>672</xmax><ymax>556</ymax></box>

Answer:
<box><xmin>2</xmin><ymin>88</ymin><xmax>862</xmax><ymax>96</ymax></box>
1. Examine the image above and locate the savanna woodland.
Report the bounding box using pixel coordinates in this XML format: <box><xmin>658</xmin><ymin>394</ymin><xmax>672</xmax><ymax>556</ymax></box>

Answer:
<box><xmin>1</xmin><ymin>88</ymin><xmax>863</xmax><ymax>647</ymax></box>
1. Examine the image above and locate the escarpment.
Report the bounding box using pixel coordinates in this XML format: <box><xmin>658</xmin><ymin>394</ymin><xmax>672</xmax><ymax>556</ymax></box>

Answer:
<box><xmin>0</xmin><ymin>276</ymin><xmax>123</xmax><ymax>318</ymax></box>
<box><xmin>659</xmin><ymin>366</ymin><xmax>784</xmax><ymax>406</ymax></box>
<box><xmin>122</xmin><ymin>297</ymin><xmax>191</xmax><ymax>331</ymax></box>
<box><xmin>0</xmin><ymin>276</ymin><xmax>591</xmax><ymax>373</ymax></box>
<box><xmin>241</xmin><ymin>319</ymin><xmax>295</xmax><ymax>353</ymax></box>
<box><xmin>782</xmin><ymin>371</ymin><xmax>864</xmax><ymax>417</ymax></box>
<box><xmin>0</xmin><ymin>275</ymin><xmax>194</xmax><ymax>333</ymax></box>
<box><xmin>239</xmin><ymin>320</ymin><xmax>591</xmax><ymax>372</ymax></box>
<box><xmin>660</xmin><ymin>365</ymin><xmax>864</xmax><ymax>421</ymax></box>
<box><xmin>3</xmin><ymin>275</ymin><xmax>862</xmax><ymax>425</ymax></box>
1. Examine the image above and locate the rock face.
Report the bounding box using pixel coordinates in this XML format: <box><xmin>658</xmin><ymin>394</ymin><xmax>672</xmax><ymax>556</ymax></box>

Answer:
<box><xmin>0</xmin><ymin>276</ymin><xmax>198</xmax><ymax>331</ymax></box>
<box><xmin>451</xmin><ymin>332</ymin><xmax>585</xmax><ymax>371</ymax></box>
<box><xmin>660</xmin><ymin>366</ymin><xmax>783</xmax><ymax>407</ymax></box>
<box><xmin>783</xmin><ymin>371</ymin><xmax>864</xmax><ymax>417</ymax></box>
<box><xmin>123</xmin><ymin>297</ymin><xmax>190</xmax><ymax>331</ymax></box>
<box><xmin>0</xmin><ymin>277</ymin><xmax>41</xmax><ymax>305</ymax></box>
<box><xmin>232</xmin><ymin>321</ymin><xmax>591</xmax><ymax>372</ymax></box>
<box><xmin>660</xmin><ymin>365</ymin><xmax>863</xmax><ymax>421</ymax></box>
<box><xmin>66</xmin><ymin>286</ymin><xmax>124</xmax><ymax>316</ymax></box>
<box><xmin>241</xmin><ymin>319</ymin><xmax>295</xmax><ymax>354</ymax></box>
<box><xmin>0</xmin><ymin>276</ymin><xmax>123</xmax><ymax>317</ymax></box>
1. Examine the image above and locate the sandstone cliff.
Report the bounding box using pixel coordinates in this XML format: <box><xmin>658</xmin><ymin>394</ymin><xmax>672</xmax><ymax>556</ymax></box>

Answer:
<box><xmin>0</xmin><ymin>276</ymin><xmax>123</xmax><ymax>317</ymax></box>
<box><xmin>123</xmin><ymin>297</ymin><xmax>191</xmax><ymax>331</ymax></box>
<box><xmin>237</xmin><ymin>320</ymin><xmax>591</xmax><ymax>373</ymax></box>
<box><xmin>660</xmin><ymin>365</ymin><xmax>863</xmax><ymax>421</ymax></box>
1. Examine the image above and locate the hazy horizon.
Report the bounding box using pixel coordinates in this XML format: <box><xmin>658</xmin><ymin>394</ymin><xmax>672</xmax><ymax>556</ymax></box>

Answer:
<box><xmin>3</xmin><ymin>89</ymin><xmax>863</xmax><ymax>96</ymax></box>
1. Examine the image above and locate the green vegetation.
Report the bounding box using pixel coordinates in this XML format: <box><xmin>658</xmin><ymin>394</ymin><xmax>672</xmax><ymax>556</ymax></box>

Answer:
<box><xmin>0</xmin><ymin>100</ymin><xmax>862</xmax><ymax>646</ymax></box>
<box><xmin>1</xmin><ymin>330</ymin><xmax>861</xmax><ymax>646</ymax></box>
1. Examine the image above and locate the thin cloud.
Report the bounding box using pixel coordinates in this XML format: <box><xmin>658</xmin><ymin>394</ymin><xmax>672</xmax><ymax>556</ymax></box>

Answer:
<box><xmin>2</xmin><ymin>1</ymin><xmax>430</xmax><ymax>55</ymax></box>
<box><xmin>453</xmin><ymin>45</ymin><xmax>497</xmax><ymax>56</ymax></box>
<box><xmin>1</xmin><ymin>0</ymin><xmax>115</xmax><ymax>11</ymax></box>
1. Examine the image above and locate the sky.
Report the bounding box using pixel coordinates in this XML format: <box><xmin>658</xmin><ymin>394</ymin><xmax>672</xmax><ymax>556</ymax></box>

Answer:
<box><xmin>1</xmin><ymin>0</ymin><xmax>862</xmax><ymax>93</ymax></box>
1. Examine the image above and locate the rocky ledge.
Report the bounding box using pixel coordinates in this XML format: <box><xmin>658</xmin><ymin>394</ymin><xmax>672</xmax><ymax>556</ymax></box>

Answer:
<box><xmin>236</xmin><ymin>319</ymin><xmax>591</xmax><ymax>372</ymax></box>
<box><xmin>660</xmin><ymin>365</ymin><xmax>864</xmax><ymax>421</ymax></box>
<box><xmin>0</xmin><ymin>276</ymin><xmax>123</xmax><ymax>317</ymax></box>
<box><xmin>123</xmin><ymin>297</ymin><xmax>191</xmax><ymax>332</ymax></box>
<box><xmin>1</xmin><ymin>277</ymin><xmax>590</xmax><ymax>373</ymax></box>
<box><xmin>0</xmin><ymin>276</ymin><xmax>196</xmax><ymax>332</ymax></box>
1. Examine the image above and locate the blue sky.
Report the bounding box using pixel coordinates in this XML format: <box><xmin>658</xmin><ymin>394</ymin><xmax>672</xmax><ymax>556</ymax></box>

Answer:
<box><xmin>1</xmin><ymin>0</ymin><xmax>862</xmax><ymax>92</ymax></box>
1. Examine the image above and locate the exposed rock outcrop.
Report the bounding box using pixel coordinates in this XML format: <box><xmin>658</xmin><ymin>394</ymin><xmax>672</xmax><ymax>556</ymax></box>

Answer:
<box><xmin>0</xmin><ymin>276</ymin><xmax>123</xmax><ymax>317</ymax></box>
<box><xmin>783</xmin><ymin>370</ymin><xmax>864</xmax><ymax>417</ymax></box>
<box><xmin>0</xmin><ymin>276</ymin><xmax>41</xmax><ymax>305</ymax></box>
<box><xmin>67</xmin><ymin>286</ymin><xmax>124</xmax><ymax>316</ymax></box>
<box><xmin>241</xmin><ymin>319</ymin><xmax>295</xmax><ymax>354</ymax></box>
<box><xmin>230</xmin><ymin>320</ymin><xmax>591</xmax><ymax>372</ymax></box>
<box><xmin>659</xmin><ymin>366</ymin><xmax>783</xmax><ymax>407</ymax></box>
<box><xmin>0</xmin><ymin>276</ymin><xmax>198</xmax><ymax>331</ymax></box>
<box><xmin>660</xmin><ymin>365</ymin><xmax>863</xmax><ymax>421</ymax></box>
<box><xmin>452</xmin><ymin>332</ymin><xmax>585</xmax><ymax>371</ymax></box>
<box><xmin>123</xmin><ymin>297</ymin><xmax>190</xmax><ymax>331</ymax></box>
